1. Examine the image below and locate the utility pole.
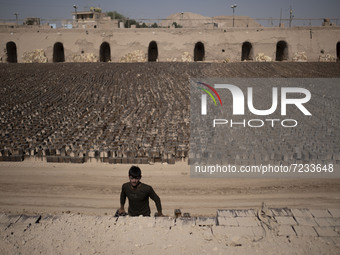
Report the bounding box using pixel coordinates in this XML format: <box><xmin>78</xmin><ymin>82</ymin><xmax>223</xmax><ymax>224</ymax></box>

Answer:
<box><xmin>231</xmin><ymin>4</ymin><xmax>237</xmax><ymax>27</ymax></box>
<box><xmin>73</xmin><ymin>5</ymin><xmax>78</xmax><ymax>26</ymax></box>
<box><xmin>289</xmin><ymin>5</ymin><xmax>293</xmax><ymax>27</ymax></box>
<box><xmin>13</xmin><ymin>13</ymin><xmax>19</xmax><ymax>25</ymax></box>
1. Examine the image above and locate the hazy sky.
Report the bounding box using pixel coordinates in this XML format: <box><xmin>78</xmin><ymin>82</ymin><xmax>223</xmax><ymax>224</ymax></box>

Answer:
<box><xmin>1</xmin><ymin>0</ymin><xmax>339</xmax><ymax>24</ymax></box>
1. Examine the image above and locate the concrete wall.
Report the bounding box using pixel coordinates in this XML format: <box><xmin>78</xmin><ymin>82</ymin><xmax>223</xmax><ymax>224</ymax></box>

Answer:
<box><xmin>0</xmin><ymin>26</ymin><xmax>339</xmax><ymax>63</ymax></box>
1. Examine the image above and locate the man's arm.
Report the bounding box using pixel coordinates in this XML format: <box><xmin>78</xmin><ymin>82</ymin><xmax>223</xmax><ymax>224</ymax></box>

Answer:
<box><xmin>119</xmin><ymin>184</ymin><xmax>127</xmax><ymax>214</ymax></box>
<box><xmin>149</xmin><ymin>187</ymin><xmax>163</xmax><ymax>216</ymax></box>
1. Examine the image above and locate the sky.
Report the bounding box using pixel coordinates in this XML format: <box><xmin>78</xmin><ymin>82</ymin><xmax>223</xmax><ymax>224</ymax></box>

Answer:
<box><xmin>0</xmin><ymin>0</ymin><xmax>339</xmax><ymax>26</ymax></box>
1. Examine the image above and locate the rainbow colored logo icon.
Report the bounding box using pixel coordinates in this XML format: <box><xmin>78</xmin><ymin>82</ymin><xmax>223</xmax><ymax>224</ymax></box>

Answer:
<box><xmin>196</xmin><ymin>82</ymin><xmax>223</xmax><ymax>106</ymax></box>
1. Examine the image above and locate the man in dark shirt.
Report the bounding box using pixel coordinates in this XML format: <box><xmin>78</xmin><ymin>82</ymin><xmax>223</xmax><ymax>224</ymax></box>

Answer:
<box><xmin>118</xmin><ymin>166</ymin><xmax>163</xmax><ymax>217</ymax></box>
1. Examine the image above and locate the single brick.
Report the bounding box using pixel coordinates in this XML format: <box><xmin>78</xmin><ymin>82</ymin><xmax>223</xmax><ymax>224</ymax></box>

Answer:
<box><xmin>291</xmin><ymin>208</ymin><xmax>313</xmax><ymax>218</ymax></box>
<box><xmin>236</xmin><ymin>217</ymin><xmax>259</xmax><ymax>227</ymax></box>
<box><xmin>294</xmin><ymin>217</ymin><xmax>318</xmax><ymax>226</ymax></box>
<box><xmin>233</xmin><ymin>209</ymin><xmax>256</xmax><ymax>217</ymax></box>
<box><xmin>314</xmin><ymin>226</ymin><xmax>339</xmax><ymax>237</ymax></box>
<box><xmin>275</xmin><ymin>216</ymin><xmax>297</xmax><ymax>225</ymax></box>
<box><xmin>293</xmin><ymin>226</ymin><xmax>318</xmax><ymax>237</ymax></box>
<box><xmin>216</xmin><ymin>209</ymin><xmax>255</xmax><ymax>217</ymax></box>
<box><xmin>278</xmin><ymin>225</ymin><xmax>297</xmax><ymax>236</ymax></box>
<box><xmin>314</xmin><ymin>217</ymin><xmax>335</xmax><ymax>227</ymax></box>
<box><xmin>217</xmin><ymin>216</ymin><xmax>238</xmax><ymax>226</ymax></box>
<box><xmin>175</xmin><ymin>218</ymin><xmax>196</xmax><ymax>227</ymax></box>
<box><xmin>196</xmin><ymin>217</ymin><xmax>216</xmax><ymax>226</ymax></box>
<box><xmin>309</xmin><ymin>209</ymin><xmax>332</xmax><ymax>218</ymax></box>
<box><xmin>216</xmin><ymin>209</ymin><xmax>235</xmax><ymax>217</ymax></box>
<box><xmin>328</xmin><ymin>209</ymin><xmax>340</xmax><ymax>218</ymax></box>
<box><xmin>270</xmin><ymin>208</ymin><xmax>292</xmax><ymax>217</ymax></box>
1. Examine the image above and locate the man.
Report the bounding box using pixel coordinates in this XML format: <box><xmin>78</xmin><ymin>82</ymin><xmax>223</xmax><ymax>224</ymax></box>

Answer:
<box><xmin>118</xmin><ymin>166</ymin><xmax>163</xmax><ymax>217</ymax></box>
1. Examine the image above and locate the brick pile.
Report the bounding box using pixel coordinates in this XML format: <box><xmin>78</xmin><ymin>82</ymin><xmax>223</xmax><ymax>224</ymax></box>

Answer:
<box><xmin>0</xmin><ymin>62</ymin><xmax>339</xmax><ymax>164</ymax></box>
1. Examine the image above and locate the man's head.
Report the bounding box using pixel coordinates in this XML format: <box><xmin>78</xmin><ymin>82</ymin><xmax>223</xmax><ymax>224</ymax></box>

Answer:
<box><xmin>129</xmin><ymin>166</ymin><xmax>142</xmax><ymax>187</ymax></box>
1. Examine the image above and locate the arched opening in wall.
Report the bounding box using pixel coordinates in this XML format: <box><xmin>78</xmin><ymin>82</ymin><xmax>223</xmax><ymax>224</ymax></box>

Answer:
<box><xmin>241</xmin><ymin>41</ymin><xmax>253</xmax><ymax>61</ymax></box>
<box><xmin>337</xmin><ymin>42</ymin><xmax>340</xmax><ymax>62</ymax></box>
<box><xmin>100</xmin><ymin>42</ymin><xmax>111</xmax><ymax>62</ymax></box>
<box><xmin>194</xmin><ymin>42</ymin><xmax>205</xmax><ymax>61</ymax></box>
<box><xmin>53</xmin><ymin>42</ymin><xmax>65</xmax><ymax>62</ymax></box>
<box><xmin>275</xmin><ymin>40</ymin><xmax>288</xmax><ymax>61</ymax></box>
<box><xmin>6</xmin><ymin>41</ymin><xmax>17</xmax><ymax>63</ymax></box>
<box><xmin>148</xmin><ymin>41</ymin><xmax>158</xmax><ymax>62</ymax></box>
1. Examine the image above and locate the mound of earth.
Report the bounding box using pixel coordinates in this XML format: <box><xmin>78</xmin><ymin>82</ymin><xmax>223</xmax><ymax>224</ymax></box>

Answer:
<box><xmin>160</xmin><ymin>12</ymin><xmax>261</xmax><ymax>28</ymax></box>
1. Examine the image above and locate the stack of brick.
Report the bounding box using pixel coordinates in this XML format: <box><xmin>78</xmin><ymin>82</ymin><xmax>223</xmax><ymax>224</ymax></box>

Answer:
<box><xmin>73</xmin><ymin>53</ymin><xmax>98</xmax><ymax>62</ymax></box>
<box><xmin>255</xmin><ymin>53</ymin><xmax>272</xmax><ymax>62</ymax></box>
<box><xmin>120</xmin><ymin>50</ymin><xmax>147</xmax><ymax>62</ymax></box>
<box><xmin>292</xmin><ymin>52</ymin><xmax>307</xmax><ymax>62</ymax></box>
<box><xmin>319</xmin><ymin>54</ymin><xmax>337</xmax><ymax>62</ymax></box>
<box><xmin>22</xmin><ymin>49</ymin><xmax>48</xmax><ymax>63</ymax></box>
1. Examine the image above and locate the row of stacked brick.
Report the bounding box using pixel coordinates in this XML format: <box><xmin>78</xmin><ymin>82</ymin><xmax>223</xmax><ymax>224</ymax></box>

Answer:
<box><xmin>1</xmin><ymin>62</ymin><xmax>340</xmax><ymax>164</ymax></box>
<box><xmin>0</xmin><ymin>63</ymin><xmax>190</xmax><ymax>164</ymax></box>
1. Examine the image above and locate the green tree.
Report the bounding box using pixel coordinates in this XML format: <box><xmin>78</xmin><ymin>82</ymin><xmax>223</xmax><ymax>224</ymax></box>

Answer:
<box><xmin>151</xmin><ymin>22</ymin><xmax>158</xmax><ymax>28</ymax></box>
<box><xmin>137</xmin><ymin>22</ymin><xmax>148</xmax><ymax>28</ymax></box>
<box><xmin>107</xmin><ymin>11</ymin><xmax>126</xmax><ymax>21</ymax></box>
<box><xmin>125</xmin><ymin>19</ymin><xmax>137</xmax><ymax>28</ymax></box>
<box><xmin>172</xmin><ymin>22</ymin><xmax>182</xmax><ymax>28</ymax></box>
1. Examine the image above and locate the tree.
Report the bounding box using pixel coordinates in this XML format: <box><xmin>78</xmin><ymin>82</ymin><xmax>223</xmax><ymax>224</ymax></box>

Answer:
<box><xmin>107</xmin><ymin>11</ymin><xmax>126</xmax><ymax>21</ymax></box>
<box><xmin>151</xmin><ymin>22</ymin><xmax>158</xmax><ymax>28</ymax></box>
<box><xmin>137</xmin><ymin>22</ymin><xmax>148</xmax><ymax>28</ymax></box>
<box><xmin>172</xmin><ymin>22</ymin><xmax>182</xmax><ymax>28</ymax></box>
<box><xmin>125</xmin><ymin>19</ymin><xmax>137</xmax><ymax>28</ymax></box>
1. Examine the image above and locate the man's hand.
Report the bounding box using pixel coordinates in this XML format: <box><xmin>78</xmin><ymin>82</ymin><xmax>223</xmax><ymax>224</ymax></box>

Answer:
<box><xmin>155</xmin><ymin>212</ymin><xmax>164</xmax><ymax>217</ymax></box>
<box><xmin>118</xmin><ymin>208</ymin><xmax>126</xmax><ymax>215</ymax></box>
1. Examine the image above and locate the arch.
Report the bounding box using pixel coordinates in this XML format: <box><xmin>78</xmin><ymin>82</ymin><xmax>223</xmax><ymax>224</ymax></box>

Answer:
<box><xmin>6</xmin><ymin>41</ymin><xmax>17</xmax><ymax>63</ymax></box>
<box><xmin>100</xmin><ymin>42</ymin><xmax>111</xmax><ymax>62</ymax></box>
<box><xmin>241</xmin><ymin>41</ymin><xmax>253</xmax><ymax>61</ymax></box>
<box><xmin>337</xmin><ymin>42</ymin><xmax>340</xmax><ymax>62</ymax></box>
<box><xmin>194</xmin><ymin>42</ymin><xmax>205</xmax><ymax>61</ymax></box>
<box><xmin>53</xmin><ymin>42</ymin><xmax>65</xmax><ymax>62</ymax></box>
<box><xmin>275</xmin><ymin>40</ymin><xmax>288</xmax><ymax>61</ymax></box>
<box><xmin>148</xmin><ymin>41</ymin><xmax>158</xmax><ymax>62</ymax></box>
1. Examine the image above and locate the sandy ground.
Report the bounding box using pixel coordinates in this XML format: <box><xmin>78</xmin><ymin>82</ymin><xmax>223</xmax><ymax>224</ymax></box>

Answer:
<box><xmin>0</xmin><ymin>161</ymin><xmax>339</xmax><ymax>217</ymax></box>
<box><xmin>2</xmin><ymin>212</ymin><xmax>340</xmax><ymax>255</ymax></box>
<box><xmin>0</xmin><ymin>161</ymin><xmax>340</xmax><ymax>255</ymax></box>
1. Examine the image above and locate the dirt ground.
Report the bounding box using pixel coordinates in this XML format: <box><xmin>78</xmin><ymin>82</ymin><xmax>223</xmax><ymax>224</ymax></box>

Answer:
<box><xmin>1</xmin><ymin>62</ymin><xmax>340</xmax><ymax>254</ymax></box>
<box><xmin>0</xmin><ymin>161</ymin><xmax>339</xmax><ymax>217</ymax></box>
<box><xmin>1</xmin><ymin>161</ymin><xmax>340</xmax><ymax>255</ymax></box>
